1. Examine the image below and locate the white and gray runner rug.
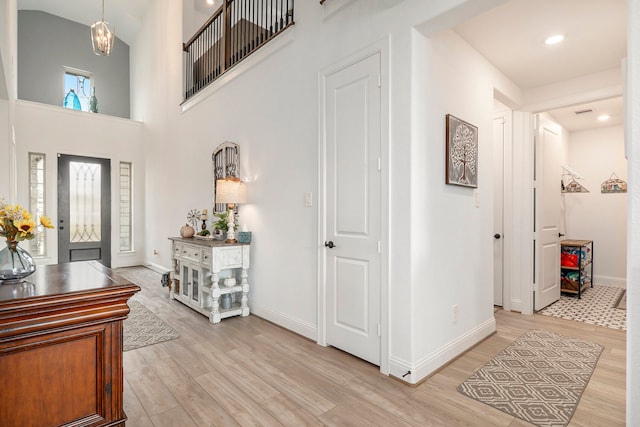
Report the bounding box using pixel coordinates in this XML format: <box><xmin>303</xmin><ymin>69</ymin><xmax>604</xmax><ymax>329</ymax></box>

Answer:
<box><xmin>458</xmin><ymin>329</ymin><xmax>603</xmax><ymax>427</ymax></box>
<box><xmin>123</xmin><ymin>300</ymin><xmax>180</xmax><ymax>351</ymax></box>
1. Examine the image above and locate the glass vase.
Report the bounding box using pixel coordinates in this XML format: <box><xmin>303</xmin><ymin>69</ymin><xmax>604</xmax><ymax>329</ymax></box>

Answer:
<box><xmin>0</xmin><ymin>240</ymin><xmax>36</xmax><ymax>285</ymax></box>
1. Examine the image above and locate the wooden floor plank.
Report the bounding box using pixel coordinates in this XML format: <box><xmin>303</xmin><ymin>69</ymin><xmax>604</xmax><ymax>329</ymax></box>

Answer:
<box><xmin>118</xmin><ymin>266</ymin><xmax>626</xmax><ymax>426</ymax></box>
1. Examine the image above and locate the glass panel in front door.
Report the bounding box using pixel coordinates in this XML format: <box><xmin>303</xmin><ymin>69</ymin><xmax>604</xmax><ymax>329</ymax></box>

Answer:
<box><xmin>69</xmin><ymin>161</ymin><xmax>102</xmax><ymax>243</ymax></box>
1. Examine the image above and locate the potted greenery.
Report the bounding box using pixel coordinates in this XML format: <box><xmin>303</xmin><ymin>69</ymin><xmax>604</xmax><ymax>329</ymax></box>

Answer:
<box><xmin>212</xmin><ymin>211</ymin><xmax>229</xmax><ymax>240</ymax></box>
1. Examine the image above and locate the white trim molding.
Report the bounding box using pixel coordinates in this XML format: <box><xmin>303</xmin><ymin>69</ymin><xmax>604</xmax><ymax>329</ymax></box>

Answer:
<box><xmin>251</xmin><ymin>304</ymin><xmax>318</xmax><ymax>341</ymax></box>
<box><xmin>390</xmin><ymin>318</ymin><xmax>496</xmax><ymax>385</ymax></box>
<box><xmin>594</xmin><ymin>276</ymin><xmax>627</xmax><ymax>288</ymax></box>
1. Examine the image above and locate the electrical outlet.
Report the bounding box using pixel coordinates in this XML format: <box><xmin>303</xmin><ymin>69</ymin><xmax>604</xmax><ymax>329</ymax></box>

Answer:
<box><xmin>452</xmin><ymin>304</ymin><xmax>459</xmax><ymax>322</ymax></box>
<box><xmin>304</xmin><ymin>192</ymin><xmax>313</xmax><ymax>207</ymax></box>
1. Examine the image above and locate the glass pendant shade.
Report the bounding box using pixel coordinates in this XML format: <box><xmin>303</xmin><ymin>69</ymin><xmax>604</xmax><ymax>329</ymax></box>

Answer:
<box><xmin>91</xmin><ymin>20</ymin><xmax>114</xmax><ymax>56</ymax></box>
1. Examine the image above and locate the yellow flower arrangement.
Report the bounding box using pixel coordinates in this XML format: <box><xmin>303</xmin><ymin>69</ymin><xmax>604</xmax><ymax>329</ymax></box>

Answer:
<box><xmin>0</xmin><ymin>199</ymin><xmax>54</xmax><ymax>244</ymax></box>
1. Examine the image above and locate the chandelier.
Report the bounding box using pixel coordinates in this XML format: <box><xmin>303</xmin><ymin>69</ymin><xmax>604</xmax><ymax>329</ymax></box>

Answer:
<box><xmin>90</xmin><ymin>0</ymin><xmax>115</xmax><ymax>56</ymax></box>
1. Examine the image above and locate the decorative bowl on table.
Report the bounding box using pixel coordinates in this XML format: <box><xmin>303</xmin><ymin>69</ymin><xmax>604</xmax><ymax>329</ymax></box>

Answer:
<box><xmin>194</xmin><ymin>234</ymin><xmax>214</xmax><ymax>240</ymax></box>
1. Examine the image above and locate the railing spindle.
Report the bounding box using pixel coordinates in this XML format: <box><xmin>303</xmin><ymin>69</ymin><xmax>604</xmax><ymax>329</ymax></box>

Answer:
<box><xmin>183</xmin><ymin>0</ymin><xmax>294</xmax><ymax>100</ymax></box>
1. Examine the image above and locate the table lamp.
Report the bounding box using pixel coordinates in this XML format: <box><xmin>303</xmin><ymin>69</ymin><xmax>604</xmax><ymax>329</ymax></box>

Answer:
<box><xmin>215</xmin><ymin>177</ymin><xmax>247</xmax><ymax>243</ymax></box>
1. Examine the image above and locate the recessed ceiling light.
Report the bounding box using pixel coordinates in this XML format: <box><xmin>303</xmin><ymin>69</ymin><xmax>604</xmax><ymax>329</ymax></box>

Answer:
<box><xmin>207</xmin><ymin>0</ymin><xmax>215</xmax><ymax>4</ymax></box>
<box><xmin>545</xmin><ymin>34</ymin><xmax>565</xmax><ymax>45</ymax></box>
<box><xmin>598</xmin><ymin>114</ymin><xmax>611</xmax><ymax>121</ymax></box>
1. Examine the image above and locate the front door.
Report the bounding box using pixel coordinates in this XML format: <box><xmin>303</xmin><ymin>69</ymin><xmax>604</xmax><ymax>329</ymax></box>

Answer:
<box><xmin>324</xmin><ymin>53</ymin><xmax>382</xmax><ymax>365</ymax></box>
<box><xmin>58</xmin><ymin>154</ymin><xmax>111</xmax><ymax>267</ymax></box>
<box><xmin>534</xmin><ymin>115</ymin><xmax>562</xmax><ymax>310</ymax></box>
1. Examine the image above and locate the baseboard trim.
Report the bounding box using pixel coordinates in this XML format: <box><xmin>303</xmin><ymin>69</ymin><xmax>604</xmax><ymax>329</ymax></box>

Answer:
<box><xmin>390</xmin><ymin>318</ymin><xmax>496</xmax><ymax>385</ymax></box>
<box><xmin>594</xmin><ymin>276</ymin><xmax>627</xmax><ymax>288</ymax></box>
<box><xmin>510</xmin><ymin>298</ymin><xmax>523</xmax><ymax>312</ymax></box>
<box><xmin>250</xmin><ymin>304</ymin><xmax>317</xmax><ymax>341</ymax></box>
<box><xmin>144</xmin><ymin>261</ymin><xmax>171</xmax><ymax>274</ymax></box>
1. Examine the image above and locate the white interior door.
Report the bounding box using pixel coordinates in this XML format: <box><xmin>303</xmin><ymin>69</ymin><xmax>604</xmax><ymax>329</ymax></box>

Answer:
<box><xmin>493</xmin><ymin>114</ymin><xmax>505</xmax><ymax>306</ymax></box>
<box><xmin>324</xmin><ymin>53</ymin><xmax>381</xmax><ymax>366</ymax></box>
<box><xmin>534</xmin><ymin>115</ymin><xmax>562</xmax><ymax>310</ymax></box>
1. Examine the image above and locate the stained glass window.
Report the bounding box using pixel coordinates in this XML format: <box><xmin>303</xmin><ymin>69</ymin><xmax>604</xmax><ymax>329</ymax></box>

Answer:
<box><xmin>63</xmin><ymin>68</ymin><xmax>93</xmax><ymax>112</ymax></box>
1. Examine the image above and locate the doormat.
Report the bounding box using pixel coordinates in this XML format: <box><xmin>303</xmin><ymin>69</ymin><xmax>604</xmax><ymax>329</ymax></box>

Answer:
<box><xmin>457</xmin><ymin>329</ymin><xmax>603</xmax><ymax>427</ymax></box>
<box><xmin>123</xmin><ymin>300</ymin><xmax>180</xmax><ymax>351</ymax></box>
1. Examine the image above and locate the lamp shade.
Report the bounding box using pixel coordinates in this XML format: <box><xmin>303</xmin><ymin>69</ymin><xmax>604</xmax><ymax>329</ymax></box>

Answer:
<box><xmin>216</xmin><ymin>178</ymin><xmax>247</xmax><ymax>204</ymax></box>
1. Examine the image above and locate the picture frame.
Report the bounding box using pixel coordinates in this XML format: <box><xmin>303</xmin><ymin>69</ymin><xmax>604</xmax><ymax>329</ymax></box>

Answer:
<box><xmin>446</xmin><ymin>114</ymin><xmax>478</xmax><ymax>188</ymax></box>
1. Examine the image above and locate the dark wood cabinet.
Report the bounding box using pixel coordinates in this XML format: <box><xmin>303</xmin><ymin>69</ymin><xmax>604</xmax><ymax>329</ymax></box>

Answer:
<box><xmin>0</xmin><ymin>261</ymin><xmax>139</xmax><ymax>427</ymax></box>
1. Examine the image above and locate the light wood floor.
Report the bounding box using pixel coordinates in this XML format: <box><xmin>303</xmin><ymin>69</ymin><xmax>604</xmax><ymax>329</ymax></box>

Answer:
<box><xmin>119</xmin><ymin>267</ymin><xmax>626</xmax><ymax>426</ymax></box>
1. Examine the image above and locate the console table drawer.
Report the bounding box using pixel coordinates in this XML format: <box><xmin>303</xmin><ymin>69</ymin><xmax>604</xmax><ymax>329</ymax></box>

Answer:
<box><xmin>181</xmin><ymin>245</ymin><xmax>201</xmax><ymax>262</ymax></box>
<box><xmin>201</xmin><ymin>248</ymin><xmax>212</xmax><ymax>265</ymax></box>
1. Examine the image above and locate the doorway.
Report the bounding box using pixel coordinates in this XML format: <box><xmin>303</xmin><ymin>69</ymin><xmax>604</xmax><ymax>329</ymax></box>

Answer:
<box><xmin>58</xmin><ymin>154</ymin><xmax>111</xmax><ymax>267</ymax></box>
<box><xmin>533</xmin><ymin>98</ymin><xmax>628</xmax><ymax>309</ymax></box>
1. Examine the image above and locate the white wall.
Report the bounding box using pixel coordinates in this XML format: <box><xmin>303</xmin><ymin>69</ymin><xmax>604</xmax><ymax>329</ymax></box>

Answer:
<box><xmin>0</xmin><ymin>99</ymin><xmax>9</xmax><ymax>198</ymax></box>
<box><xmin>132</xmin><ymin>0</ymin><xmax>510</xmax><ymax>382</ymax></box>
<box><xmin>627</xmin><ymin>0</ymin><xmax>640</xmax><ymax>424</ymax></box>
<box><xmin>564</xmin><ymin>125</ymin><xmax>627</xmax><ymax>286</ymax></box>
<box><xmin>14</xmin><ymin>100</ymin><xmax>146</xmax><ymax>268</ymax></box>
<box><xmin>129</xmin><ymin>0</ymin><xmax>639</xmax><ymax>394</ymax></box>
<box><xmin>408</xmin><ymin>27</ymin><xmax>526</xmax><ymax>379</ymax></box>
<box><xmin>182</xmin><ymin>0</ymin><xmax>212</xmax><ymax>42</ymax></box>
<box><xmin>0</xmin><ymin>0</ymin><xmax>17</xmax><ymax>201</ymax></box>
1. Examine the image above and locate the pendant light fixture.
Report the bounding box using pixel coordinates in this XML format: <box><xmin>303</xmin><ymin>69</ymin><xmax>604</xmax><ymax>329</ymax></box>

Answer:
<box><xmin>91</xmin><ymin>0</ymin><xmax>115</xmax><ymax>56</ymax></box>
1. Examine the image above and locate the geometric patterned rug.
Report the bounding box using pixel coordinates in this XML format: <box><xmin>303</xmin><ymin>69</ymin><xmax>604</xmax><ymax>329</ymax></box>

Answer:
<box><xmin>457</xmin><ymin>329</ymin><xmax>604</xmax><ymax>427</ymax></box>
<box><xmin>123</xmin><ymin>299</ymin><xmax>180</xmax><ymax>351</ymax></box>
<box><xmin>538</xmin><ymin>284</ymin><xmax>626</xmax><ymax>331</ymax></box>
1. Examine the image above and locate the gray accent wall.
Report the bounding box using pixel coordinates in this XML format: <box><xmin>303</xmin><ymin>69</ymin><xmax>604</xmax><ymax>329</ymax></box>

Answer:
<box><xmin>18</xmin><ymin>11</ymin><xmax>130</xmax><ymax>119</ymax></box>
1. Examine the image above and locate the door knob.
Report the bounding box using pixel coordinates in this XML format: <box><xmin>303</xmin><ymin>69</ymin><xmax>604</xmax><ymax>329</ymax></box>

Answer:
<box><xmin>494</xmin><ymin>234</ymin><xmax>501</xmax><ymax>239</ymax></box>
<box><xmin>558</xmin><ymin>233</ymin><xmax>565</xmax><ymax>238</ymax></box>
<box><xmin>324</xmin><ymin>241</ymin><xmax>335</xmax><ymax>249</ymax></box>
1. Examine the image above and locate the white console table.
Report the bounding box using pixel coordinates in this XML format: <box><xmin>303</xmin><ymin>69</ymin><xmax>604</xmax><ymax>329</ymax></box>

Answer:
<box><xmin>169</xmin><ymin>237</ymin><xmax>250</xmax><ymax>323</ymax></box>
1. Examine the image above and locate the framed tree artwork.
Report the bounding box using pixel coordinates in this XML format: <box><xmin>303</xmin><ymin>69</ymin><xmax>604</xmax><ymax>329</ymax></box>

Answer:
<box><xmin>446</xmin><ymin>114</ymin><xmax>478</xmax><ymax>188</ymax></box>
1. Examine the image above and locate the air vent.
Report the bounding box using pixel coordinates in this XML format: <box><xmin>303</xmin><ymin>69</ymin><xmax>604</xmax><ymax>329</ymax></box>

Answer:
<box><xmin>574</xmin><ymin>109</ymin><xmax>593</xmax><ymax>115</ymax></box>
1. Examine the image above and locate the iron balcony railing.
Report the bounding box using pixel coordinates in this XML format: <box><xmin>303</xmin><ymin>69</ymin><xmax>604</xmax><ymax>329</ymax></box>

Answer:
<box><xmin>184</xmin><ymin>0</ymin><xmax>295</xmax><ymax>100</ymax></box>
